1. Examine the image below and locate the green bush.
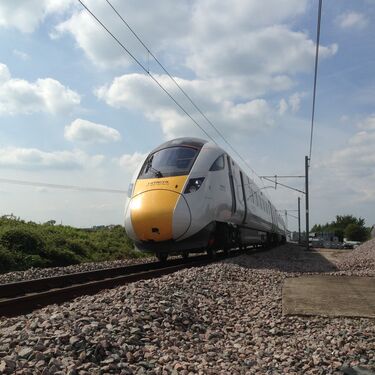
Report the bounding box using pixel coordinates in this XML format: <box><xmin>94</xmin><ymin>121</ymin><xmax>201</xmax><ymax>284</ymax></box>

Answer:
<box><xmin>43</xmin><ymin>248</ymin><xmax>81</xmax><ymax>267</ymax></box>
<box><xmin>0</xmin><ymin>228</ymin><xmax>44</xmax><ymax>254</ymax></box>
<box><xmin>66</xmin><ymin>239</ymin><xmax>92</xmax><ymax>258</ymax></box>
<box><xmin>23</xmin><ymin>254</ymin><xmax>50</xmax><ymax>268</ymax></box>
<box><xmin>0</xmin><ymin>216</ymin><xmax>143</xmax><ymax>273</ymax></box>
<box><xmin>0</xmin><ymin>245</ymin><xmax>19</xmax><ymax>272</ymax></box>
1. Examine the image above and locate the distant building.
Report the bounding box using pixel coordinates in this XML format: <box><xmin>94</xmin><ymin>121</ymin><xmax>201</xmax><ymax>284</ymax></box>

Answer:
<box><xmin>311</xmin><ymin>232</ymin><xmax>339</xmax><ymax>242</ymax></box>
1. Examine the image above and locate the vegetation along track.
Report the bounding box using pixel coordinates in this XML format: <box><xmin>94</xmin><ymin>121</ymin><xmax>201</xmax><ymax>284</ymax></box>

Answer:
<box><xmin>0</xmin><ymin>245</ymin><xmax>268</xmax><ymax>317</ymax></box>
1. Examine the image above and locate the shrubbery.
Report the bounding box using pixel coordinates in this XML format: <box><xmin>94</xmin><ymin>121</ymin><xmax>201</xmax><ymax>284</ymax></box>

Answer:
<box><xmin>0</xmin><ymin>216</ymin><xmax>144</xmax><ymax>274</ymax></box>
<box><xmin>311</xmin><ymin>214</ymin><xmax>371</xmax><ymax>242</ymax></box>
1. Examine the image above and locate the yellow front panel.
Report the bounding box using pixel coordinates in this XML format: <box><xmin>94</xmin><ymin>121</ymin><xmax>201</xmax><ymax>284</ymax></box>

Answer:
<box><xmin>132</xmin><ymin>175</ymin><xmax>188</xmax><ymax>196</ymax></box>
<box><xmin>130</xmin><ymin>176</ymin><xmax>188</xmax><ymax>241</ymax></box>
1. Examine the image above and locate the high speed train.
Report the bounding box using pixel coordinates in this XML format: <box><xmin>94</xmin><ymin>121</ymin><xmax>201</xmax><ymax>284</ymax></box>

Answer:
<box><xmin>124</xmin><ymin>137</ymin><xmax>286</xmax><ymax>261</ymax></box>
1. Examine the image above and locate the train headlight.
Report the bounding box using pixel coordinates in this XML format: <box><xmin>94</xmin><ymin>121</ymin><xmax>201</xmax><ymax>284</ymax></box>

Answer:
<box><xmin>184</xmin><ymin>177</ymin><xmax>205</xmax><ymax>194</ymax></box>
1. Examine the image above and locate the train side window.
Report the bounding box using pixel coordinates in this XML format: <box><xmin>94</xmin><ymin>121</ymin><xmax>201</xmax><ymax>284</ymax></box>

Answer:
<box><xmin>209</xmin><ymin>155</ymin><xmax>225</xmax><ymax>171</ymax></box>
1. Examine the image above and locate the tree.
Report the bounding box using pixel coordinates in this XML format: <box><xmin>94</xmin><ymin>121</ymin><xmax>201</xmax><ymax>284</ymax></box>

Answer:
<box><xmin>312</xmin><ymin>214</ymin><xmax>370</xmax><ymax>243</ymax></box>
<box><xmin>335</xmin><ymin>215</ymin><xmax>364</xmax><ymax>230</ymax></box>
<box><xmin>44</xmin><ymin>220</ymin><xmax>56</xmax><ymax>226</ymax></box>
<box><xmin>344</xmin><ymin>223</ymin><xmax>369</xmax><ymax>242</ymax></box>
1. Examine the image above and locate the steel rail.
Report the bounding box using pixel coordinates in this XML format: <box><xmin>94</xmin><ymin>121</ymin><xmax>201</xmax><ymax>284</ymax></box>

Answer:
<box><xmin>0</xmin><ymin>246</ymin><xmax>267</xmax><ymax>317</ymax></box>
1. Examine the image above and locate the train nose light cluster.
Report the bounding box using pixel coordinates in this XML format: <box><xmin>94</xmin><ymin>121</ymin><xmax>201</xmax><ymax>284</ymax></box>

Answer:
<box><xmin>184</xmin><ymin>177</ymin><xmax>205</xmax><ymax>194</ymax></box>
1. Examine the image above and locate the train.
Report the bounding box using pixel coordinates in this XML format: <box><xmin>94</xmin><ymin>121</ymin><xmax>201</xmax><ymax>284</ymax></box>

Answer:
<box><xmin>124</xmin><ymin>137</ymin><xmax>286</xmax><ymax>261</ymax></box>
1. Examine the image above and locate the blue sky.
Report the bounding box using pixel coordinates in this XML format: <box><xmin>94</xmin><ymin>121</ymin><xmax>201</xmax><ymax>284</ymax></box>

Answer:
<box><xmin>0</xmin><ymin>0</ymin><xmax>374</xmax><ymax>230</ymax></box>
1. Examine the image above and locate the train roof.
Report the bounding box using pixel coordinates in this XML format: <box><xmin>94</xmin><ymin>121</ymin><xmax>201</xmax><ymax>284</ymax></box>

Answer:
<box><xmin>151</xmin><ymin>137</ymin><xmax>208</xmax><ymax>153</ymax></box>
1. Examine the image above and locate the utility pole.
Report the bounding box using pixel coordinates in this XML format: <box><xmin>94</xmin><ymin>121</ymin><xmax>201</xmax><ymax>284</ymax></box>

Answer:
<box><xmin>260</xmin><ymin>157</ymin><xmax>310</xmax><ymax>250</ymax></box>
<box><xmin>305</xmin><ymin>156</ymin><xmax>309</xmax><ymax>250</ymax></box>
<box><xmin>284</xmin><ymin>210</ymin><xmax>288</xmax><ymax>238</ymax></box>
<box><xmin>298</xmin><ymin>197</ymin><xmax>301</xmax><ymax>244</ymax></box>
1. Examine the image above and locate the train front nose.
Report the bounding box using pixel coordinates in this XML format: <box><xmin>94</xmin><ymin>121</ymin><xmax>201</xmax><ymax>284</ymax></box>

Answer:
<box><xmin>129</xmin><ymin>190</ymin><xmax>190</xmax><ymax>242</ymax></box>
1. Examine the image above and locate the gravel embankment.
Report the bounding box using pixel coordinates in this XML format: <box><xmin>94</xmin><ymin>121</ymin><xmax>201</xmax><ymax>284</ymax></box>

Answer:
<box><xmin>338</xmin><ymin>238</ymin><xmax>375</xmax><ymax>274</ymax></box>
<box><xmin>0</xmin><ymin>244</ymin><xmax>374</xmax><ymax>374</ymax></box>
<box><xmin>0</xmin><ymin>258</ymin><xmax>155</xmax><ymax>285</ymax></box>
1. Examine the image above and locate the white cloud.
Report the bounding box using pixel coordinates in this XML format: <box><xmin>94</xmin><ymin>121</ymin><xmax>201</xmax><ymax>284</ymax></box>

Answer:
<box><xmin>12</xmin><ymin>49</ymin><xmax>29</xmax><ymax>60</ymax></box>
<box><xmin>54</xmin><ymin>0</ymin><xmax>336</xmax><ymax>83</ymax></box>
<box><xmin>321</xmin><ymin>115</ymin><xmax>375</xmax><ymax>202</ymax></box>
<box><xmin>337</xmin><ymin>11</ymin><xmax>368</xmax><ymax>29</ymax></box>
<box><xmin>278</xmin><ymin>99</ymin><xmax>288</xmax><ymax>115</ymax></box>
<box><xmin>117</xmin><ymin>152</ymin><xmax>147</xmax><ymax>171</ymax></box>
<box><xmin>0</xmin><ymin>0</ymin><xmax>75</xmax><ymax>33</ymax></box>
<box><xmin>54</xmin><ymin>0</ymin><xmax>190</xmax><ymax>69</ymax></box>
<box><xmin>186</xmin><ymin>25</ymin><xmax>337</xmax><ymax>79</ymax></box>
<box><xmin>191</xmin><ymin>0</ymin><xmax>308</xmax><ymax>34</ymax></box>
<box><xmin>0</xmin><ymin>63</ymin><xmax>80</xmax><ymax>115</ymax></box>
<box><xmin>96</xmin><ymin>73</ymin><xmax>279</xmax><ymax>139</ymax></box>
<box><xmin>65</xmin><ymin>118</ymin><xmax>121</xmax><ymax>143</ymax></box>
<box><xmin>80</xmin><ymin>0</ymin><xmax>337</xmax><ymax>141</ymax></box>
<box><xmin>0</xmin><ymin>147</ymin><xmax>104</xmax><ymax>170</ymax></box>
<box><xmin>358</xmin><ymin>114</ymin><xmax>375</xmax><ymax>130</ymax></box>
<box><xmin>288</xmin><ymin>92</ymin><xmax>306</xmax><ymax>113</ymax></box>
<box><xmin>0</xmin><ymin>64</ymin><xmax>10</xmax><ymax>83</ymax></box>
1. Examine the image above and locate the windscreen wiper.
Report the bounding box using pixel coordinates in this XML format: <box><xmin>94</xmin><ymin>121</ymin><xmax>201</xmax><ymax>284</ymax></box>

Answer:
<box><xmin>149</xmin><ymin>166</ymin><xmax>163</xmax><ymax>178</ymax></box>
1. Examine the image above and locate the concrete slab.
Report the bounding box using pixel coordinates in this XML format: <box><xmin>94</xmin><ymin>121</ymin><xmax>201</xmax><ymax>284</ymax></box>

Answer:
<box><xmin>283</xmin><ymin>275</ymin><xmax>375</xmax><ymax>318</ymax></box>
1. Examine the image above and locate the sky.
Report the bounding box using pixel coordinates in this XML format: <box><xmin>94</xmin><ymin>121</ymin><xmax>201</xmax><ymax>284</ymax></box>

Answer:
<box><xmin>0</xmin><ymin>0</ymin><xmax>374</xmax><ymax>230</ymax></box>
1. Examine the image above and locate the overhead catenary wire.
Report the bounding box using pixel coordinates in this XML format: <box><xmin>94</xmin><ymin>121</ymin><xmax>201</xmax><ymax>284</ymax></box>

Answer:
<box><xmin>309</xmin><ymin>0</ymin><xmax>323</xmax><ymax>163</ymax></box>
<box><xmin>104</xmin><ymin>0</ymin><xmax>259</xmax><ymax>179</ymax></box>
<box><xmin>77</xmin><ymin>0</ymin><xmax>262</xmax><ymax>186</ymax></box>
<box><xmin>0</xmin><ymin>178</ymin><xmax>126</xmax><ymax>194</ymax></box>
<box><xmin>77</xmin><ymin>0</ymin><xmax>215</xmax><ymax>145</ymax></box>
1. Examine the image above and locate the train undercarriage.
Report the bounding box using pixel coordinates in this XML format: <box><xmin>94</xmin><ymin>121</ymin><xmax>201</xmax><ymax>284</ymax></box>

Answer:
<box><xmin>135</xmin><ymin>221</ymin><xmax>286</xmax><ymax>262</ymax></box>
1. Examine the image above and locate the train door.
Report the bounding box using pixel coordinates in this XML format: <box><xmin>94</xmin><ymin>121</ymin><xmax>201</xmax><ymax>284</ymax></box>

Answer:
<box><xmin>239</xmin><ymin>171</ymin><xmax>247</xmax><ymax>224</ymax></box>
<box><xmin>226</xmin><ymin>155</ymin><xmax>236</xmax><ymax>214</ymax></box>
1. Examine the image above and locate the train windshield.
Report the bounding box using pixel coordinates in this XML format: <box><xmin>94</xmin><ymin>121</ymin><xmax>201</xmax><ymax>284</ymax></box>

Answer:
<box><xmin>138</xmin><ymin>146</ymin><xmax>199</xmax><ymax>179</ymax></box>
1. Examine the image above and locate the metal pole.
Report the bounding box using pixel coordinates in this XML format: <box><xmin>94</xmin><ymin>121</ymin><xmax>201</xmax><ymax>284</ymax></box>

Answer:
<box><xmin>298</xmin><ymin>197</ymin><xmax>301</xmax><ymax>244</ymax></box>
<box><xmin>284</xmin><ymin>210</ymin><xmax>288</xmax><ymax>236</ymax></box>
<box><xmin>305</xmin><ymin>156</ymin><xmax>309</xmax><ymax>250</ymax></box>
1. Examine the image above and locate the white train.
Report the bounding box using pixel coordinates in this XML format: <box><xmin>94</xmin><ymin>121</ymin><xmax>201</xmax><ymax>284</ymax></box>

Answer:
<box><xmin>125</xmin><ymin>137</ymin><xmax>286</xmax><ymax>261</ymax></box>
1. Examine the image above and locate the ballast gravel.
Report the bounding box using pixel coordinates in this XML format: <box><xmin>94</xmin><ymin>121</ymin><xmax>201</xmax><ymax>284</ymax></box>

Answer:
<box><xmin>338</xmin><ymin>238</ymin><xmax>375</xmax><ymax>274</ymax></box>
<box><xmin>0</xmin><ymin>243</ymin><xmax>374</xmax><ymax>374</ymax></box>
<box><xmin>0</xmin><ymin>258</ymin><xmax>154</xmax><ymax>285</ymax></box>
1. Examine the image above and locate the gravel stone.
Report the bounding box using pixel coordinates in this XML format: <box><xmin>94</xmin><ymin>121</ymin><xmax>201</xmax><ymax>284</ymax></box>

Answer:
<box><xmin>0</xmin><ymin>243</ymin><xmax>374</xmax><ymax>374</ymax></box>
<box><xmin>0</xmin><ymin>258</ymin><xmax>155</xmax><ymax>284</ymax></box>
<box><xmin>338</xmin><ymin>238</ymin><xmax>375</xmax><ymax>275</ymax></box>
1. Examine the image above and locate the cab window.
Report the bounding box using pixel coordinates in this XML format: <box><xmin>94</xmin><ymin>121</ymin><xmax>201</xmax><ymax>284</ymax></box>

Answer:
<box><xmin>138</xmin><ymin>146</ymin><xmax>199</xmax><ymax>179</ymax></box>
<box><xmin>209</xmin><ymin>154</ymin><xmax>225</xmax><ymax>171</ymax></box>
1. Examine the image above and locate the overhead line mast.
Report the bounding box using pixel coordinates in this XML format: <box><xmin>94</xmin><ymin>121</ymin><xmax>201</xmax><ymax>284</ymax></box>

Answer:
<box><xmin>306</xmin><ymin>0</ymin><xmax>323</xmax><ymax>250</ymax></box>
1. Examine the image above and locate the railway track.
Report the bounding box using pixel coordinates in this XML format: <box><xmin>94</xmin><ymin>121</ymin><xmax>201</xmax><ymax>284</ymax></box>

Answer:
<box><xmin>0</xmin><ymin>246</ymin><xmax>266</xmax><ymax>318</ymax></box>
